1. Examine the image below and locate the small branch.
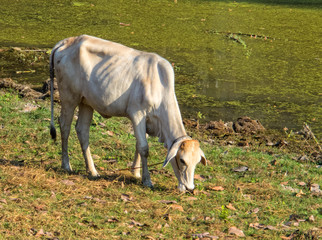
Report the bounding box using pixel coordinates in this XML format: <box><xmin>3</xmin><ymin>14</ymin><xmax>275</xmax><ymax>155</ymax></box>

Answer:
<box><xmin>303</xmin><ymin>122</ymin><xmax>321</xmax><ymax>151</ymax></box>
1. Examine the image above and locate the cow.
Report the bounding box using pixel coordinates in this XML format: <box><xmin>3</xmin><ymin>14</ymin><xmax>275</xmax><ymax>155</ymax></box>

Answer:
<box><xmin>49</xmin><ymin>35</ymin><xmax>206</xmax><ymax>192</ymax></box>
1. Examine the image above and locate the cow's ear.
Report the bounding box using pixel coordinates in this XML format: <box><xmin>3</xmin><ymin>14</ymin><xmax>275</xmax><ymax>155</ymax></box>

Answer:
<box><xmin>163</xmin><ymin>141</ymin><xmax>182</xmax><ymax>167</ymax></box>
<box><xmin>200</xmin><ymin>149</ymin><xmax>207</xmax><ymax>166</ymax></box>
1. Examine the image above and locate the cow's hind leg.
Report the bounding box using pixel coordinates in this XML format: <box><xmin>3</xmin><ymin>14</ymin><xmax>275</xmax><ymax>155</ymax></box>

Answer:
<box><xmin>60</xmin><ymin>104</ymin><xmax>77</xmax><ymax>172</ymax></box>
<box><xmin>75</xmin><ymin>103</ymin><xmax>99</xmax><ymax>177</ymax></box>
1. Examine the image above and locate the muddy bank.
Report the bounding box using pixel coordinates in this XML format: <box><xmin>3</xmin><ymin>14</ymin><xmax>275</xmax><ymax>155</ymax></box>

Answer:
<box><xmin>0</xmin><ymin>77</ymin><xmax>59</xmax><ymax>101</ymax></box>
<box><xmin>1</xmin><ymin>77</ymin><xmax>321</xmax><ymax>164</ymax></box>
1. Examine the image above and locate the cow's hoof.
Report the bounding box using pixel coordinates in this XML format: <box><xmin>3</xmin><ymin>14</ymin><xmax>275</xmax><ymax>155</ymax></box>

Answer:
<box><xmin>178</xmin><ymin>183</ymin><xmax>187</xmax><ymax>192</ymax></box>
<box><xmin>132</xmin><ymin>170</ymin><xmax>141</xmax><ymax>178</ymax></box>
<box><xmin>88</xmin><ymin>172</ymin><xmax>100</xmax><ymax>179</ymax></box>
<box><xmin>62</xmin><ymin>164</ymin><xmax>73</xmax><ymax>173</ymax></box>
<box><xmin>142</xmin><ymin>180</ymin><xmax>154</xmax><ymax>189</ymax></box>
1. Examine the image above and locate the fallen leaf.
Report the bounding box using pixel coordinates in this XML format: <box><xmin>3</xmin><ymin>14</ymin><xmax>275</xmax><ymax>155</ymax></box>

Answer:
<box><xmin>232</xmin><ymin>166</ymin><xmax>249</xmax><ymax>172</ymax></box>
<box><xmin>281</xmin><ymin>185</ymin><xmax>299</xmax><ymax>193</ymax></box>
<box><xmin>9</xmin><ymin>197</ymin><xmax>22</xmax><ymax>203</ymax></box>
<box><xmin>61</xmin><ymin>180</ymin><xmax>75</xmax><ymax>186</ymax></box>
<box><xmin>21</xmin><ymin>103</ymin><xmax>39</xmax><ymax>113</ymax></box>
<box><xmin>308</xmin><ymin>215</ymin><xmax>315</xmax><ymax>222</ymax></box>
<box><xmin>170</xmin><ymin>204</ymin><xmax>184</xmax><ymax>212</ymax></box>
<box><xmin>34</xmin><ymin>204</ymin><xmax>47</xmax><ymax>211</ymax></box>
<box><xmin>252</xmin><ymin>208</ymin><xmax>260</xmax><ymax>214</ymax></box>
<box><xmin>120</xmin><ymin>22</ymin><xmax>131</xmax><ymax>26</ymax></box>
<box><xmin>208</xmin><ymin>186</ymin><xmax>225</xmax><ymax>191</ymax></box>
<box><xmin>270</xmin><ymin>159</ymin><xmax>277</xmax><ymax>165</ymax></box>
<box><xmin>281</xmin><ymin>236</ymin><xmax>292</xmax><ymax>240</ymax></box>
<box><xmin>183</xmin><ymin>196</ymin><xmax>198</xmax><ymax>201</ymax></box>
<box><xmin>310</xmin><ymin>184</ymin><xmax>321</xmax><ymax>194</ymax></box>
<box><xmin>191</xmin><ymin>232</ymin><xmax>218</xmax><ymax>239</ymax></box>
<box><xmin>298</xmin><ymin>181</ymin><xmax>306</xmax><ymax>186</ymax></box>
<box><xmin>249</xmin><ymin>223</ymin><xmax>276</xmax><ymax>230</ymax></box>
<box><xmin>107</xmin><ymin>130</ymin><xmax>114</xmax><ymax>136</ymax></box>
<box><xmin>93</xmin><ymin>198</ymin><xmax>107</xmax><ymax>204</ymax></box>
<box><xmin>98</xmin><ymin>122</ymin><xmax>106</xmax><ymax>127</ymax></box>
<box><xmin>280</xmin><ymin>181</ymin><xmax>289</xmax><ymax>185</ymax></box>
<box><xmin>129</xmin><ymin>219</ymin><xmax>148</xmax><ymax>227</ymax></box>
<box><xmin>92</xmin><ymin>154</ymin><xmax>100</xmax><ymax>160</ymax></box>
<box><xmin>194</xmin><ymin>174</ymin><xmax>206</xmax><ymax>181</ymax></box>
<box><xmin>144</xmin><ymin>235</ymin><xmax>156</xmax><ymax>240</ymax></box>
<box><xmin>103</xmin><ymin>158</ymin><xmax>117</xmax><ymax>164</ymax></box>
<box><xmin>121</xmin><ymin>194</ymin><xmax>133</xmax><ymax>202</ymax></box>
<box><xmin>228</xmin><ymin>227</ymin><xmax>245</xmax><ymax>237</ymax></box>
<box><xmin>35</xmin><ymin>228</ymin><xmax>45</xmax><ymax>237</ymax></box>
<box><xmin>106</xmin><ymin>217</ymin><xmax>119</xmax><ymax>223</ymax></box>
<box><xmin>296</xmin><ymin>189</ymin><xmax>305</xmax><ymax>197</ymax></box>
<box><xmin>0</xmin><ymin>199</ymin><xmax>7</xmax><ymax>204</ymax></box>
<box><xmin>226</xmin><ymin>203</ymin><xmax>236</xmax><ymax>211</ymax></box>
<box><xmin>159</xmin><ymin>200</ymin><xmax>177</xmax><ymax>204</ymax></box>
<box><xmin>163</xmin><ymin>213</ymin><xmax>172</xmax><ymax>221</ymax></box>
<box><xmin>50</xmin><ymin>191</ymin><xmax>56</xmax><ymax>199</ymax></box>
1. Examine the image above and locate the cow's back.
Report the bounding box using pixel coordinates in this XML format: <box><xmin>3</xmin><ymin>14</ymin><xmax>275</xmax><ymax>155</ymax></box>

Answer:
<box><xmin>53</xmin><ymin>35</ymin><xmax>174</xmax><ymax>118</ymax></box>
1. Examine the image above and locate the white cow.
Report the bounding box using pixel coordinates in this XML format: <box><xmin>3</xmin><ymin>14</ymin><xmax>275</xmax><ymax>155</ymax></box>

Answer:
<box><xmin>50</xmin><ymin>35</ymin><xmax>206</xmax><ymax>191</ymax></box>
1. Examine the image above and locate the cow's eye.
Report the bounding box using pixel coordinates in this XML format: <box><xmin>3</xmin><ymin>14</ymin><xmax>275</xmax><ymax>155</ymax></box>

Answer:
<box><xmin>180</xmin><ymin>159</ymin><xmax>186</xmax><ymax>165</ymax></box>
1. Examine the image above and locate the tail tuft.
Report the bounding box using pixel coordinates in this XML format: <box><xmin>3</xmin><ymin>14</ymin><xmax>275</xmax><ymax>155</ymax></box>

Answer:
<box><xmin>50</xmin><ymin>123</ymin><xmax>56</xmax><ymax>141</ymax></box>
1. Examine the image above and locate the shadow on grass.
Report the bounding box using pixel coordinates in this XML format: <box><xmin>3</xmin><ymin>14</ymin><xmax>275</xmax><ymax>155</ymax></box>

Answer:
<box><xmin>0</xmin><ymin>158</ymin><xmax>169</xmax><ymax>192</ymax></box>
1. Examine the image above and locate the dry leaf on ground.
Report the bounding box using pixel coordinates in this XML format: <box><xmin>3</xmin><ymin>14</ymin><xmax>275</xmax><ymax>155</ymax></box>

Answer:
<box><xmin>249</xmin><ymin>223</ymin><xmax>277</xmax><ymax>230</ymax></box>
<box><xmin>226</xmin><ymin>203</ymin><xmax>236</xmax><ymax>211</ymax></box>
<box><xmin>228</xmin><ymin>227</ymin><xmax>245</xmax><ymax>237</ymax></box>
<box><xmin>208</xmin><ymin>186</ymin><xmax>225</xmax><ymax>191</ymax></box>
<box><xmin>61</xmin><ymin>180</ymin><xmax>75</xmax><ymax>186</ymax></box>
<box><xmin>121</xmin><ymin>194</ymin><xmax>133</xmax><ymax>202</ymax></box>
<box><xmin>159</xmin><ymin>200</ymin><xmax>177</xmax><ymax>204</ymax></box>
<box><xmin>194</xmin><ymin>174</ymin><xmax>206</xmax><ymax>181</ymax></box>
<box><xmin>170</xmin><ymin>204</ymin><xmax>184</xmax><ymax>212</ymax></box>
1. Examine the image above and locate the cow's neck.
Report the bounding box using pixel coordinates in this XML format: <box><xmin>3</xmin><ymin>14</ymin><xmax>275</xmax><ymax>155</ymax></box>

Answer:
<box><xmin>159</xmin><ymin>104</ymin><xmax>187</xmax><ymax>150</ymax></box>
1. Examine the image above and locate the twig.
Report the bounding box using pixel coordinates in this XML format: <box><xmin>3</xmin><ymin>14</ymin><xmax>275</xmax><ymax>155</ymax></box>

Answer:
<box><xmin>206</xmin><ymin>30</ymin><xmax>275</xmax><ymax>40</ymax></box>
<box><xmin>303</xmin><ymin>122</ymin><xmax>321</xmax><ymax>151</ymax></box>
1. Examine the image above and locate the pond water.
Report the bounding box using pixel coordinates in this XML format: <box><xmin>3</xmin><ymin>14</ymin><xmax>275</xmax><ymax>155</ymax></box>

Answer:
<box><xmin>0</xmin><ymin>0</ymin><xmax>321</xmax><ymax>138</ymax></box>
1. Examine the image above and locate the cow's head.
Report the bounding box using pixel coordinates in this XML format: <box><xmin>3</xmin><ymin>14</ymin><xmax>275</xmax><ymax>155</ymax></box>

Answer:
<box><xmin>163</xmin><ymin>139</ymin><xmax>207</xmax><ymax>192</ymax></box>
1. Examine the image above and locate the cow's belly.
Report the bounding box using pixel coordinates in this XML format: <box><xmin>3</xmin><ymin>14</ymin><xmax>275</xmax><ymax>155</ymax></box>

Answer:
<box><xmin>81</xmin><ymin>79</ymin><xmax>132</xmax><ymax>118</ymax></box>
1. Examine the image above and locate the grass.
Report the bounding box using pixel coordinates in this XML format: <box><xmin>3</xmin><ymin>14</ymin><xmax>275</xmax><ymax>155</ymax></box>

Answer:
<box><xmin>0</xmin><ymin>89</ymin><xmax>321</xmax><ymax>239</ymax></box>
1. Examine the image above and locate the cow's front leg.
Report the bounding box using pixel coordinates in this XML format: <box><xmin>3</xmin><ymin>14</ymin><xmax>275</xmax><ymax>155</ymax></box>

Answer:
<box><xmin>76</xmin><ymin>103</ymin><xmax>99</xmax><ymax>177</ymax></box>
<box><xmin>131</xmin><ymin>114</ymin><xmax>153</xmax><ymax>188</ymax></box>
<box><xmin>131</xmin><ymin>150</ymin><xmax>141</xmax><ymax>178</ymax></box>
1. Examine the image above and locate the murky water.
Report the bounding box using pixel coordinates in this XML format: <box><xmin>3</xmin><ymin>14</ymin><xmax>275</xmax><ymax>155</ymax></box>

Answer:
<box><xmin>0</xmin><ymin>0</ymin><xmax>321</xmax><ymax>138</ymax></box>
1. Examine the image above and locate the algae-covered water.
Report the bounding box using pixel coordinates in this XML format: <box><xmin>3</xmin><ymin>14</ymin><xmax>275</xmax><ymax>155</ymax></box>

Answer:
<box><xmin>0</xmin><ymin>0</ymin><xmax>321</xmax><ymax>138</ymax></box>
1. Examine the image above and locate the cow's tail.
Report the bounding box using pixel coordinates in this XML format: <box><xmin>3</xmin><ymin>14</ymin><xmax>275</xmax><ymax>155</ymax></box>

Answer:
<box><xmin>50</xmin><ymin>46</ymin><xmax>59</xmax><ymax>141</ymax></box>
